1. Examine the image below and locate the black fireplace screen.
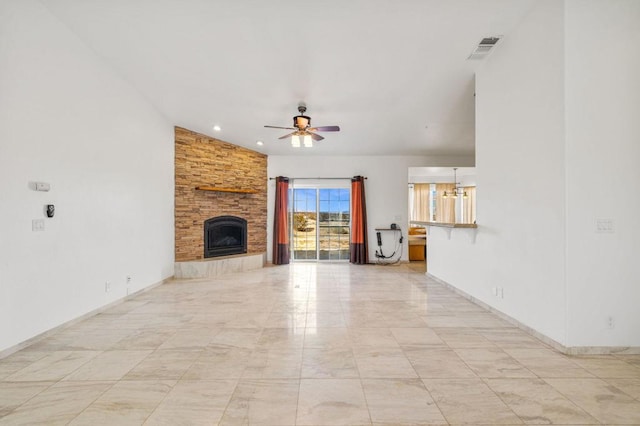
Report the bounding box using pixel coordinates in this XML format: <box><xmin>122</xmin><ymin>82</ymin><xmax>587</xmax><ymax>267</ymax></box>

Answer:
<box><xmin>204</xmin><ymin>216</ymin><xmax>247</xmax><ymax>258</ymax></box>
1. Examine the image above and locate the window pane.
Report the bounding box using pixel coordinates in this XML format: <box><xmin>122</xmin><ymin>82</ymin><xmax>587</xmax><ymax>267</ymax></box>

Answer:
<box><xmin>339</xmin><ymin>200</ymin><xmax>350</xmax><ymax>215</ymax></box>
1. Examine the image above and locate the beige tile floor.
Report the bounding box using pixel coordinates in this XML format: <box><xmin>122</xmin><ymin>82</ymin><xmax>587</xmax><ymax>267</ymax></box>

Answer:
<box><xmin>1</xmin><ymin>263</ymin><xmax>640</xmax><ymax>425</ymax></box>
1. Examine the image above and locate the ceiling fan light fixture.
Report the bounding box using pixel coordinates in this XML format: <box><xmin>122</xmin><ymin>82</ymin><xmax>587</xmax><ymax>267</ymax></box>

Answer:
<box><xmin>303</xmin><ymin>134</ymin><xmax>313</xmax><ymax>148</ymax></box>
<box><xmin>265</xmin><ymin>104</ymin><xmax>340</xmax><ymax>147</ymax></box>
<box><xmin>294</xmin><ymin>115</ymin><xmax>310</xmax><ymax>129</ymax></box>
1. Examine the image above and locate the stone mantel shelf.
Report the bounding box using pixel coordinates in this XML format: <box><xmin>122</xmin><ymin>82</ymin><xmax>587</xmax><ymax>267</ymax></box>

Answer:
<box><xmin>195</xmin><ymin>186</ymin><xmax>259</xmax><ymax>194</ymax></box>
<box><xmin>410</xmin><ymin>221</ymin><xmax>478</xmax><ymax>229</ymax></box>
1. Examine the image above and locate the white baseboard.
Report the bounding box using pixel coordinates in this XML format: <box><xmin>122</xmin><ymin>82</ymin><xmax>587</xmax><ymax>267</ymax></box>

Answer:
<box><xmin>427</xmin><ymin>273</ymin><xmax>640</xmax><ymax>355</ymax></box>
<box><xmin>0</xmin><ymin>276</ymin><xmax>171</xmax><ymax>360</ymax></box>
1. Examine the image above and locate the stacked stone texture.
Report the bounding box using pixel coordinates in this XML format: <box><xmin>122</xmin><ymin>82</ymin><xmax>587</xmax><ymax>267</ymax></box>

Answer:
<box><xmin>175</xmin><ymin>127</ymin><xmax>267</xmax><ymax>261</ymax></box>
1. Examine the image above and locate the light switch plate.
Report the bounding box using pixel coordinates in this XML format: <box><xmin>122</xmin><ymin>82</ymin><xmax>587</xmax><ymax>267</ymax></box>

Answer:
<box><xmin>35</xmin><ymin>182</ymin><xmax>50</xmax><ymax>192</ymax></box>
<box><xmin>596</xmin><ymin>219</ymin><xmax>614</xmax><ymax>233</ymax></box>
<box><xmin>32</xmin><ymin>219</ymin><xmax>44</xmax><ymax>231</ymax></box>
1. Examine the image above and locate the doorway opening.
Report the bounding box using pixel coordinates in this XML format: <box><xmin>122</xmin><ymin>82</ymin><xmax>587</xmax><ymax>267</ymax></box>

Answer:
<box><xmin>407</xmin><ymin>166</ymin><xmax>477</xmax><ymax>271</ymax></box>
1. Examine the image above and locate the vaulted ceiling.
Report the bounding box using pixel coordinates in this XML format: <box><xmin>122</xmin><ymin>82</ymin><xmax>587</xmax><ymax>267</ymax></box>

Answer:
<box><xmin>41</xmin><ymin>0</ymin><xmax>535</xmax><ymax>156</ymax></box>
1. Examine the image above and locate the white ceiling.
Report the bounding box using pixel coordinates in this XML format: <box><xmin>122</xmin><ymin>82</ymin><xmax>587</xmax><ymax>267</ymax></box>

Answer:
<box><xmin>41</xmin><ymin>0</ymin><xmax>535</xmax><ymax>156</ymax></box>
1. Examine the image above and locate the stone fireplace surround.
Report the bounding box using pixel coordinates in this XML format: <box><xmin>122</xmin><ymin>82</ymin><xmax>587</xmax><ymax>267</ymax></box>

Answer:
<box><xmin>174</xmin><ymin>127</ymin><xmax>267</xmax><ymax>278</ymax></box>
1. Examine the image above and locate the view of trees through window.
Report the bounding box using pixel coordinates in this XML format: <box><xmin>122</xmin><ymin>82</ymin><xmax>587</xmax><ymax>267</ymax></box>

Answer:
<box><xmin>290</xmin><ymin>188</ymin><xmax>350</xmax><ymax>261</ymax></box>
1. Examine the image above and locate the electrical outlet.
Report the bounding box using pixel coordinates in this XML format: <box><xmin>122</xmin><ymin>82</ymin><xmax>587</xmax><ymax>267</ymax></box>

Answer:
<box><xmin>32</xmin><ymin>219</ymin><xmax>45</xmax><ymax>231</ymax></box>
<box><xmin>105</xmin><ymin>281</ymin><xmax>111</xmax><ymax>292</ymax></box>
<box><xmin>499</xmin><ymin>287</ymin><xmax>504</xmax><ymax>299</ymax></box>
<box><xmin>607</xmin><ymin>316</ymin><xmax>615</xmax><ymax>329</ymax></box>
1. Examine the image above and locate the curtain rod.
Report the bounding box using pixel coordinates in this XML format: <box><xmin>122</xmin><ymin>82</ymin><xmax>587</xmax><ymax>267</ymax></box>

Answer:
<box><xmin>269</xmin><ymin>177</ymin><xmax>366</xmax><ymax>180</ymax></box>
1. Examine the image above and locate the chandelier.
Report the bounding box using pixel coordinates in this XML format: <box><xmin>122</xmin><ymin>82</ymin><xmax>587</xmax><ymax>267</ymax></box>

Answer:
<box><xmin>442</xmin><ymin>167</ymin><xmax>468</xmax><ymax>199</ymax></box>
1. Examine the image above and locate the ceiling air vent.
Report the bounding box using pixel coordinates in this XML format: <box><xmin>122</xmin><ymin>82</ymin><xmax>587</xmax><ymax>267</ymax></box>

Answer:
<box><xmin>467</xmin><ymin>36</ymin><xmax>501</xmax><ymax>60</ymax></box>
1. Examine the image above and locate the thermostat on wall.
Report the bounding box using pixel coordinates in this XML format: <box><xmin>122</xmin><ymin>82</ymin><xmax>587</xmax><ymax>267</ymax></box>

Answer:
<box><xmin>35</xmin><ymin>182</ymin><xmax>50</xmax><ymax>192</ymax></box>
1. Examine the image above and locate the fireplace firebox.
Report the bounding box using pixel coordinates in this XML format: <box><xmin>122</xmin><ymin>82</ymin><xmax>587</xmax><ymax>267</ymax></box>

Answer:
<box><xmin>204</xmin><ymin>216</ymin><xmax>247</xmax><ymax>258</ymax></box>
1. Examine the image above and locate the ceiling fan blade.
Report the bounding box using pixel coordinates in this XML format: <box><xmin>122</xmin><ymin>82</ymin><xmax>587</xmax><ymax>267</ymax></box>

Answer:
<box><xmin>308</xmin><ymin>132</ymin><xmax>324</xmax><ymax>141</ymax></box>
<box><xmin>309</xmin><ymin>125</ymin><xmax>340</xmax><ymax>132</ymax></box>
<box><xmin>265</xmin><ymin>125</ymin><xmax>297</xmax><ymax>130</ymax></box>
<box><xmin>278</xmin><ymin>132</ymin><xmax>296</xmax><ymax>140</ymax></box>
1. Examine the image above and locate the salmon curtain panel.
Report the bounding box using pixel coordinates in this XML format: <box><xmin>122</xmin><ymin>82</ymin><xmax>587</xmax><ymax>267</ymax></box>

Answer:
<box><xmin>272</xmin><ymin>176</ymin><xmax>290</xmax><ymax>265</ymax></box>
<box><xmin>463</xmin><ymin>186</ymin><xmax>477</xmax><ymax>224</ymax></box>
<box><xmin>411</xmin><ymin>183</ymin><xmax>432</xmax><ymax>222</ymax></box>
<box><xmin>435</xmin><ymin>183</ymin><xmax>456</xmax><ymax>223</ymax></box>
<box><xmin>350</xmin><ymin>176</ymin><xmax>368</xmax><ymax>264</ymax></box>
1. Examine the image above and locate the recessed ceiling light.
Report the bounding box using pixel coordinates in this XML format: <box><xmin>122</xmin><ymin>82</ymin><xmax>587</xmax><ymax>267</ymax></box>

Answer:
<box><xmin>213</xmin><ymin>125</ymin><xmax>221</xmax><ymax>132</ymax></box>
<box><xmin>256</xmin><ymin>141</ymin><xmax>264</xmax><ymax>146</ymax></box>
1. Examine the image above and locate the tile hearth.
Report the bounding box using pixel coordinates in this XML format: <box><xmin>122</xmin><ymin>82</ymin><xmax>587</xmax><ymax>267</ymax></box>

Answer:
<box><xmin>1</xmin><ymin>263</ymin><xmax>640</xmax><ymax>425</ymax></box>
<box><xmin>174</xmin><ymin>253</ymin><xmax>265</xmax><ymax>279</ymax></box>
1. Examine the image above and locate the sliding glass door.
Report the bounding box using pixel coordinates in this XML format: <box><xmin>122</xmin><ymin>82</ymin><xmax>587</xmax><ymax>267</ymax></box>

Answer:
<box><xmin>318</xmin><ymin>189</ymin><xmax>350</xmax><ymax>260</ymax></box>
<box><xmin>290</xmin><ymin>185</ymin><xmax>350</xmax><ymax>261</ymax></box>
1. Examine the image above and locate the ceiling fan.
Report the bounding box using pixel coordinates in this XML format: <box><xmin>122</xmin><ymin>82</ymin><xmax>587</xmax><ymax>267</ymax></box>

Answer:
<box><xmin>264</xmin><ymin>104</ymin><xmax>340</xmax><ymax>147</ymax></box>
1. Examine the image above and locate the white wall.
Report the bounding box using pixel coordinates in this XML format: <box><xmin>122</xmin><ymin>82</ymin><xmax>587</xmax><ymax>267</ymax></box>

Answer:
<box><xmin>564</xmin><ymin>0</ymin><xmax>640</xmax><ymax>346</ymax></box>
<box><xmin>0</xmin><ymin>0</ymin><xmax>175</xmax><ymax>352</ymax></box>
<box><xmin>409</xmin><ymin>167</ymin><xmax>476</xmax><ymax>185</ymax></box>
<box><xmin>428</xmin><ymin>0</ymin><xmax>569</xmax><ymax>345</ymax></box>
<box><xmin>429</xmin><ymin>0</ymin><xmax>640</xmax><ymax>349</ymax></box>
<box><xmin>267</xmin><ymin>155</ymin><xmax>473</xmax><ymax>263</ymax></box>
